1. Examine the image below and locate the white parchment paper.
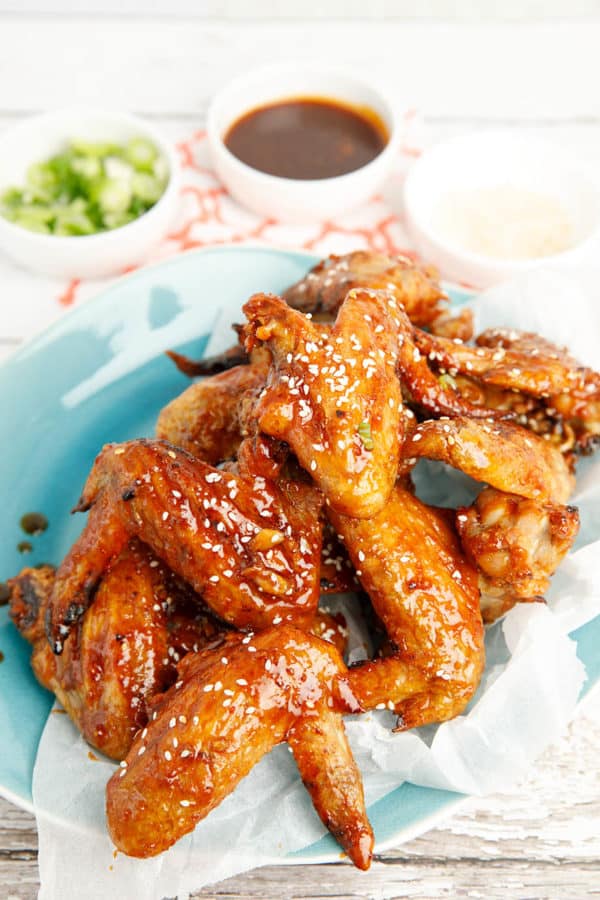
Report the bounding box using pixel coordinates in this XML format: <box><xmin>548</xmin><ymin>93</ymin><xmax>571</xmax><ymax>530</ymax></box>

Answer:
<box><xmin>34</xmin><ymin>268</ymin><xmax>600</xmax><ymax>899</ymax></box>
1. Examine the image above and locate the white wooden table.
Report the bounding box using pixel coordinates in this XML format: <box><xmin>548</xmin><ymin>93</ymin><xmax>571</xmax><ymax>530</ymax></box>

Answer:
<box><xmin>1</xmin><ymin>13</ymin><xmax>599</xmax><ymax>899</ymax></box>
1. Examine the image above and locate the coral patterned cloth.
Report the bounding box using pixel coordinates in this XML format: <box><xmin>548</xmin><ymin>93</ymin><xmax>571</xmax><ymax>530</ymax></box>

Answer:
<box><xmin>0</xmin><ymin>113</ymin><xmax>424</xmax><ymax>342</ymax></box>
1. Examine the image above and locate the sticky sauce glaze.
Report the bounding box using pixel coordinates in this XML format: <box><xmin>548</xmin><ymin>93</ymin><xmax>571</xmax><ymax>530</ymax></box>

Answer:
<box><xmin>224</xmin><ymin>97</ymin><xmax>388</xmax><ymax>180</ymax></box>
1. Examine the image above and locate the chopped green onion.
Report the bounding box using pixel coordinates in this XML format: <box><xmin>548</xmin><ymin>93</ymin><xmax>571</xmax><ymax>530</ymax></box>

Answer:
<box><xmin>438</xmin><ymin>373</ymin><xmax>457</xmax><ymax>391</ymax></box>
<box><xmin>124</xmin><ymin>137</ymin><xmax>158</xmax><ymax>172</ymax></box>
<box><xmin>357</xmin><ymin>420</ymin><xmax>375</xmax><ymax>451</ymax></box>
<box><xmin>0</xmin><ymin>135</ymin><xmax>168</xmax><ymax>236</ymax></box>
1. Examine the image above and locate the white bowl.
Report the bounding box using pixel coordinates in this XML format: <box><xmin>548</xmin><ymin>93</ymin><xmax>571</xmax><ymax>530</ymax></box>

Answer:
<box><xmin>0</xmin><ymin>108</ymin><xmax>181</xmax><ymax>279</ymax></box>
<box><xmin>207</xmin><ymin>64</ymin><xmax>401</xmax><ymax>224</ymax></box>
<box><xmin>403</xmin><ymin>130</ymin><xmax>600</xmax><ymax>288</ymax></box>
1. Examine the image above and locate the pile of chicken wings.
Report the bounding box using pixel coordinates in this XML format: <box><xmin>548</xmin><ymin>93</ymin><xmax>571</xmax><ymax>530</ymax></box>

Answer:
<box><xmin>9</xmin><ymin>250</ymin><xmax>599</xmax><ymax>869</ymax></box>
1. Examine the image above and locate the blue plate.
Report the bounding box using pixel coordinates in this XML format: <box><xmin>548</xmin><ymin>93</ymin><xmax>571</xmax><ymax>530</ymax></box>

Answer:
<box><xmin>0</xmin><ymin>246</ymin><xmax>598</xmax><ymax>859</ymax></box>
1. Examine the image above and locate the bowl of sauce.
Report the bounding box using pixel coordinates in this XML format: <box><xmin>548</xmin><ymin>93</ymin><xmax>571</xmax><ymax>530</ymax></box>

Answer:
<box><xmin>207</xmin><ymin>65</ymin><xmax>401</xmax><ymax>223</ymax></box>
<box><xmin>403</xmin><ymin>130</ymin><xmax>600</xmax><ymax>288</ymax></box>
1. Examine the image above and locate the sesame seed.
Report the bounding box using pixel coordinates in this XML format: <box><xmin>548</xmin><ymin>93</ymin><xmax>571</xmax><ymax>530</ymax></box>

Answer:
<box><xmin>169</xmin><ymin>717</ymin><xmax>176</xmax><ymax>728</ymax></box>
<box><xmin>181</xmin><ymin>750</ymin><xmax>191</xmax><ymax>758</ymax></box>
<box><xmin>179</xmin><ymin>715</ymin><xmax>187</xmax><ymax>724</ymax></box>
<box><xmin>236</xmin><ymin>678</ymin><xmax>248</xmax><ymax>686</ymax></box>
<box><xmin>114</xmin><ymin>447</ymin><xmax>126</xmax><ymax>455</ymax></box>
<box><xmin>164</xmin><ymin>750</ymin><xmax>172</xmax><ymax>761</ymax></box>
<box><xmin>119</xmin><ymin>760</ymin><xmax>128</xmax><ymax>768</ymax></box>
<box><xmin>203</xmin><ymin>684</ymin><xmax>214</xmax><ymax>692</ymax></box>
<box><xmin>137</xmin><ymin>745</ymin><xmax>146</xmax><ymax>756</ymax></box>
<box><xmin>168</xmin><ymin>450</ymin><xmax>177</xmax><ymax>459</ymax></box>
<box><xmin>179</xmin><ymin>800</ymin><xmax>192</xmax><ymax>807</ymax></box>
<box><xmin>162</xmin><ymin>511</ymin><xmax>169</xmax><ymax>521</ymax></box>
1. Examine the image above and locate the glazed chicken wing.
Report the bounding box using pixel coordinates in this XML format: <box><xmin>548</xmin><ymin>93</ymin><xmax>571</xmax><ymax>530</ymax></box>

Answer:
<box><xmin>243</xmin><ymin>289</ymin><xmax>404</xmax><ymax>518</ymax></box>
<box><xmin>106</xmin><ymin>625</ymin><xmax>373</xmax><ymax>869</ymax></box>
<box><xmin>282</xmin><ymin>250</ymin><xmax>461</xmax><ymax>332</ymax></box>
<box><xmin>456</xmin><ymin>487</ymin><xmax>579</xmax><ymax>622</ymax></box>
<box><xmin>416</xmin><ymin>327</ymin><xmax>600</xmax><ymax>453</ymax></box>
<box><xmin>329</xmin><ymin>485</ymin><xmax>485</xmax><ymax>729</ymax></box>
<box><xmin>401</xmin><ymin>416</ymin><xmax>575</xmax><ymax>504</ymax></box>
<box><xmin>9</xmin><ymin>542</ymin><xmax>226</xmax><ymax>759</ymax></box>
<box><xmin>47</xmin><ymin>439</ymin><xmax>323</xmax><ymax>651</ymax></box>
<box><xmin>156</xmin><ymin>361</ymin><xmax>267</xmax><ymax>464</ymax></box>
<box><xmin>174</xmin><ymin>252</ymin><xmax>471</xmax><ymax>378</ymax></box>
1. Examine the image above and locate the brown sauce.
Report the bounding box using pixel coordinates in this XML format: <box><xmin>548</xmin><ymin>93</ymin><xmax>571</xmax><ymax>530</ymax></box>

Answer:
<box><xmin>224</xmin><ymin>97</ymin><xmax>388</xmax><ymax>180</ymax></box>
<box><xmin>20</xmin><ymin>511</ymin><xmax>48</xmax><ymax>535</ymax></box>
<box><xmin>0</xmin><ymin>583</ymin><xmax>9</xmax><ymax>606</ymax></box>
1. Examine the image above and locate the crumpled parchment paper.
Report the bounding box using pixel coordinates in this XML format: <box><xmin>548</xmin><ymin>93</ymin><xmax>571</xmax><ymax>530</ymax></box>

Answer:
<box><xmin>35</xmin><ymin>267</ymin><xmax>600</xmax><ymax>900</ymax></box>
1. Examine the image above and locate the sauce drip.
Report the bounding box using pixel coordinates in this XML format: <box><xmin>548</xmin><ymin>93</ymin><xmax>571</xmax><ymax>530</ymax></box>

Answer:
<box><xmin>0</xmin><ymin>583</ymin><xmax>9</xmax><ymax>606</ymax></box>
<box><xmin>17</xmin><ymin>540</ymin><xmax>33</xmax><ymax>554</ymax></box>
<box><xmin>20</xmin><ymin>511</ymin><xmax>49</xmax><ymax>535</ymax></box>
<box><xmin>224</xmin><ymin>97</ymin><xmax>388</xmax><ymax>180</ymax></box>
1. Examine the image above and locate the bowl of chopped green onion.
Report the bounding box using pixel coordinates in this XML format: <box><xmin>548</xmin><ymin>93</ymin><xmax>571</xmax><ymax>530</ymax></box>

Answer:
<box><xmin>0</xmin><ymin>108</ymin><xmax>180</xmax><ymax>278</ymax></box>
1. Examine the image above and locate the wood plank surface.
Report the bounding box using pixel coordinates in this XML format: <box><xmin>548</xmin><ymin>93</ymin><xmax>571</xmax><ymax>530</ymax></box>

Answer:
<box><xmin>1</xmin><ymin>690</ymin><xmax>598</xmax><ymax>898</ymax></box>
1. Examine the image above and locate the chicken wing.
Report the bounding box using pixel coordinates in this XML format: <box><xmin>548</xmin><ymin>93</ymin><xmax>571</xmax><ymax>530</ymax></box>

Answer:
<box><xmin>156</xmin><ymin>361</ymin><xmax>267</xmax><ymax>464</ymax></box>
<box><xmin>401</xmin><ymin>416</ymin><xmax>575</xmax><ymax>504</ymax></box>
<box><xmin>243</xmin><ymin>289</ymin><xmax>404</xmax><ymax>518</ymax></box>
<box><xmin>9</xmin><ymin>541</ymin><xmax>225</xmax><ymax>759</ymax></box>
<box><xmin>329</xmin><ymin>485</ymin><xmax>485</xmax><ymax>729</ymax></box>
<box><xmin>176</xmin><ymin>252</ymin><xmax>471</xmax><ymax>378</ymax></box>
<box><xmin>282</xmin><ymin>250</ymin><xmax>457</xmax><ymax>330</ymax></box>
<box><xmin>106</xmin><ymin>625</ymin><xmax>373</xmax><ymax>869</ymax></box>
<box><xmin>416</xmin><ymin>327</ymin><xmax>600</xmax><ymax>453</ymax></box>
<box><xmin>47</xmin><ymin>439</ymin><xmax>323</xmax><ymax>652</ymax></box>
<box><xmin>456</xmin><ymin>487</ymin><xmax>579</xmax><ymax>622</ymax></box>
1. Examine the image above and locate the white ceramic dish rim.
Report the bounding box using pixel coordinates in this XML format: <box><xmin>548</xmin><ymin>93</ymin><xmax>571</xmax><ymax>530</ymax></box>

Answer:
<box><xmin>207</xmin><ymin>63</ymin><xmax>401</xmax><ymax>190</ymax></box>
<box><xmin>404</xmin><ymin>130</ymin><xmax>600</xmax><ymax>270</ymax></box>
<box><xmin>0</xmin><ymin>106</ymin><xmax>180</xmax><ymax>248</ymax></box>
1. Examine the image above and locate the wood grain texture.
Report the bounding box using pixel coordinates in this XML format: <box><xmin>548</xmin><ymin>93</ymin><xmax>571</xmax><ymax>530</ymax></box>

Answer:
<box><xmin>1</xmin><ymin>690</ymin><xmax>598</xmax><ymax>899</ymax></box>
